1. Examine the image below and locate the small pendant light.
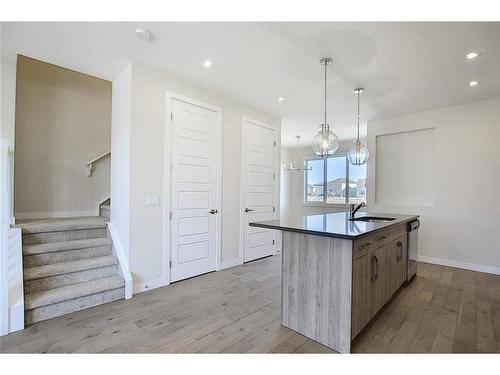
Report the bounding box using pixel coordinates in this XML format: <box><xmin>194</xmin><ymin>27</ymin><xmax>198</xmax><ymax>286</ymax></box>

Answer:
<box><xmin>348</xmin><ymin>88</ymin><xmax>369</xmax><ymax>166</ymax></box>
<box><xmin>285</xmin><ymin>136</ymin><xmax>312</xmax><ymax>172</ymax></box>
<box><xmin>312</xmin><ymin>58</ymin><xmax>340</xmax><ymax>158</ymax></box>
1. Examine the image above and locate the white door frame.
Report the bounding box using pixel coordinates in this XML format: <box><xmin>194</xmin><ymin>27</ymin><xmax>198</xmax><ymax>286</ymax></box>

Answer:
<box><xmin>164</xmin><ymin>92</ymin><xmax>223</xmax><ymax>284</ymax></box>
<box><xmin>239</xmin><ymin>116</ymin><xmax>280</xmax><ymax>264</ymax></box>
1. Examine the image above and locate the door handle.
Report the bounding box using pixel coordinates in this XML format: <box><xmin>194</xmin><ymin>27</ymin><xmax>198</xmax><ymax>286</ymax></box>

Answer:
<box><xmin>359</xmin><ymin>242</ymin><xmax>372</xmax><ymax>250</ymax></box>
<box><xmin>245</xmin><ymin>208</ymin><xmax>254</xmax><ymax>213</ymax></box>
<box><xmin>397</xmin><ymin>241</ymin><xmax>403</xmax><ymax>261</ymax></box>
<box><xmin>209</xmin><ymin>209</ymin><xmax>218</xmax><ymax>214</ymax></box>
<box><xmin>370</xmin><ymin>255</ymin><xmax>376</xmax><ymax>283</ymax></box>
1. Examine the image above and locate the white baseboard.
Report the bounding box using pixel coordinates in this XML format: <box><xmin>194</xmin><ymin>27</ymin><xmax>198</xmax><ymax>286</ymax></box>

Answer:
<box><xmin>417</xmin><ymin>255</ymin><xmax>500</xmax><ymax>276</ymax></box>
<box><xmin>107</xmin><ymin>223</ymin><xmax>133</xmax><ymax>299</ymax></box>
<box><xmin>219</xmin><ymin>258</ymin><xmax>242</xmax><ymax>270</ymax></box>
<box><xmin>133</xmin><ymin>277</ymin><xmax>169</xmax><ymax>294</ymax></box>
<box><xmin>9</xmin><ymin>301</ymin><xmax>24</xmax><ymax>333</ymax></box>
<box><xmin>15</xmin><ymin>210</ymin><xmax>98</xmax><ymax>220</ymax></box>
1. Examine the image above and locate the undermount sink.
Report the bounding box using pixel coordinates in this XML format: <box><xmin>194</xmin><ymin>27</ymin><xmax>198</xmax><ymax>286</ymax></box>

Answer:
<box><xmin>349</xmin><ymin>216</ymin><xmax>397</xmax><ymax>223</ymax></box>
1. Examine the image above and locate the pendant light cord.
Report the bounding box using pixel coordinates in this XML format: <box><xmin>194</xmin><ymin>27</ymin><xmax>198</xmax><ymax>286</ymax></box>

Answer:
<box><xmin>357</xmin><ymin>90</ymin><xmax>360</xmax><ymax>141</ymax></box>
<box><xmin>324</xmin><ymin>61</ymin><xmax>327</xmax><ymax>130</ymax></box>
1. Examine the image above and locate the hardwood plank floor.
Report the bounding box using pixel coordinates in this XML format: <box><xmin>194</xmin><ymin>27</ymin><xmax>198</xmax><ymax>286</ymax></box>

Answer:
<box><xmin>1</xmin><ymin>255</ymin><xmax>499</xmax><ymax>353</ymax></box>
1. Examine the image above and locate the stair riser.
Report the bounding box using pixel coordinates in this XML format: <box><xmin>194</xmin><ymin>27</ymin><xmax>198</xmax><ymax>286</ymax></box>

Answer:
<box><xmin>23</xmin><ymin>228</ymin><xmax>107</xmax><ymax>245</ymax></box>
<box><xmin>24</xmin><ymin>265</ymin><xmax>120</xmax><ymax>294</ymax></box>
<box><xmin>25</xmin><ymin>288</ymin><xmax>124</xmax><ymax>325</ymax></box>
<box><xmin>99</xmin><ymin>208</ymin><xmax>110</xmax><ymax>220</ymax></box>
<box><xmin>26</xmin><ymin>276</ymin><xmax>125</xmax><ymax>310</ymax></box>
<box><xmin>24</xmin><ymin>245</ymin><xmax>112</xmax><ymax>267</ymax></box>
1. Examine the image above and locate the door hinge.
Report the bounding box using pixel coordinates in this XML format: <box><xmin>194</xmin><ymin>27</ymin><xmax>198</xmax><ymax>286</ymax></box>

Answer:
<box><xmin>169</xmin><ymin>261</ymin><xmax>172</xmax><ymax>268</ymax></box>
<box><xmin>272</xmin><ymin>239</ymin><xmax>275</xmax><ymax>245</ymax></box>
<box><xmin>273</xmin><ymin>173</ymin><xmax>276</xmax><ymax>180</ymax></box>
<box><xmin>169</xmin><ymin>212</ymin><xmax>172</xmax><ymax>219</ymax></box>
<box><xmin>272</xmin><ymin>206</ymin><xmax>276</xmax><ymax>213</ymax></box>
<box><xmin>170</xmin><ymin>112</ymin><xmax>173</xmax><ymax>121</ymax></box>
<box><xmin>273</xmin><ymin>140</ymin><xmax>277</xmax><ymax>147</ymax></box>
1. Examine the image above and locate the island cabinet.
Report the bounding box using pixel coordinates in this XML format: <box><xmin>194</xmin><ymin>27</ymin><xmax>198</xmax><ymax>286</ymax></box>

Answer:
<box><xmin>351</xmin><ymin>228</ymin><xmax>408</xmax><ymax>338</ymax></box>
<box><xmin>250</xmin><ymin>211</ymin><xmax>418</xmax><ymax>354</ymax></box>
<box><xmin>280</xmin><ymin>223</ymin><xmax>408</xmax><ymax>353</ymax></box>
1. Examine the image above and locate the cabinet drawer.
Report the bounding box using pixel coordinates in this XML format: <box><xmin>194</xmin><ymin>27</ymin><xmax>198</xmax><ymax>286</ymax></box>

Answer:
<box><xmin>353</xmin><ymin>224</ymin><xmax>406</xmax><ymax>260</ymax></box>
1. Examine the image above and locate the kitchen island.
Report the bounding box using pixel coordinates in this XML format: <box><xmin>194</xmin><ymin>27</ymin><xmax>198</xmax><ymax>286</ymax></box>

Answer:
<box><xmin>250</xmin><ymin>211</ymin><xmax>419</xmax><ymax>353</ymax></box>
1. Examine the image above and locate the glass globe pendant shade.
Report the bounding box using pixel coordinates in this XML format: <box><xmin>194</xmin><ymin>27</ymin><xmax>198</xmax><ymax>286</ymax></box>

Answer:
<box><xmin>348</xmin><ymin>139</ymin><xmax>369</xmax><ymax>166</ymax></box>
<box><xmin>312</xmin><ymin>125</ymin><xmax>340</xmax><ymax>157</ymax></box>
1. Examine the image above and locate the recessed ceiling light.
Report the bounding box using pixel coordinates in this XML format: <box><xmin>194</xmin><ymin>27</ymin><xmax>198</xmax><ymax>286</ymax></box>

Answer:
<box><xmin>466</xmin><ymin>52</ymin><xmax>481</xmax><ymax>60</ymax></box>
<box><xmin>469</xmin><ymin>80</ymin><xmax>480</xmax><ymax>87</ymax></box>
<box><xmin>203</xmin><ymin>60</ymin><xmax>213</xmax><ymax>68</ymax></box>
<box><xmin>277</xmin><ymin>97</ymin><xmax>285</xmax><ymax>102</ymax></box>
<box><xmin>135</xmin><ymin>28</ymin><xmax>152</xmax><ymax>41</ymax></box>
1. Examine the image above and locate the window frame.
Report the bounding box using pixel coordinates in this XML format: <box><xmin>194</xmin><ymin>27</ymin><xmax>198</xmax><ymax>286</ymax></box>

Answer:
<box><xmin>303</xmin><ymin>153</ymin><xmax>365</xmax><ymax>208</ymax></box>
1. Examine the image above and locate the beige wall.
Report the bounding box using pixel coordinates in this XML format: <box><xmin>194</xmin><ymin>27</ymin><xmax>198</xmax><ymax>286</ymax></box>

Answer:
<box><xmin>14</xmin><ymin>56</ymin><xmax>112</xmax><ymax>218</ymax></box>
<box><xmin>111</xmin><ymin>63</ymin><xmax>281</xmax><ymax>289</ymax></box>
<box><xmin>367</xmin><ymin>97</ymin><xmax>500</xmax><ymax>273</ymax></box>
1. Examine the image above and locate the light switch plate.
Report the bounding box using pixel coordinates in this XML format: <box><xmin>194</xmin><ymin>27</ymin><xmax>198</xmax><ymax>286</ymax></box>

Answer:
<box><xmin>145</xmin><ymin>195</ymin><xmax>160</xmax><ymax>206</ymax></box>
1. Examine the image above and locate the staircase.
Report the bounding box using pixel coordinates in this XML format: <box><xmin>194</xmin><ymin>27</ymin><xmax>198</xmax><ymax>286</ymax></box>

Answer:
<box><xmin>99</xmin><ymin>198</ymin><xmax>110</xmax><ymax>220</ymax></box>
<box><xmin>17</xmin><ymin>217</ymin><xmax>125</xmax><ymax>325</ymax></box>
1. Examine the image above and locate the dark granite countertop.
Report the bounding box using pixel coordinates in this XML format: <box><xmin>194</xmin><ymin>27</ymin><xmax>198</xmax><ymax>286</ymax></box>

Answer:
<box><xmin>249</xmin><ymin>211</ymin><xmax>419</xmax><ymax>240</ymax></box>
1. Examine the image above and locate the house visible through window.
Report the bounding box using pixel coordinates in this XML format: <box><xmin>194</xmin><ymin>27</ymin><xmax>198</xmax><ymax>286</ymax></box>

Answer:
<box><xmin>305</xmin><ymin>155</ymin><xmax>367</xmax><ymax>204</ymax></box>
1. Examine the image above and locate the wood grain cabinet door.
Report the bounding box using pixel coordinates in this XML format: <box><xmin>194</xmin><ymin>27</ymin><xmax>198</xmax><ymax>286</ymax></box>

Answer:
<box><xmin>370</xmin><ymin>245</ymin><xmax>389</xmax><ymax>318</ymax></box>
<box><xmin>351</xmin><ymin>253</ymin><xmax>372</xmax><ymax>338</ymax></box>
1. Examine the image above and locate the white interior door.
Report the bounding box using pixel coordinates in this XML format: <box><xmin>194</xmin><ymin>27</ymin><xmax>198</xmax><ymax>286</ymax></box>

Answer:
<box><xmin>170</xmin><ymin>97</ymin><xmax>221</xmax><ymax>282</ymax></box>
<box><xmin>241</xmin><ymin>119</ymin><xmax>277</xmax><ymax>262</ymax></box>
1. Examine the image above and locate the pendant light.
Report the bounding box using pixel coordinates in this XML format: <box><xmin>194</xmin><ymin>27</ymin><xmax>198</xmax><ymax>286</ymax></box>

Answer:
<box><xmin>348</xmin><ymin>88</ymin><xmax>369</xmax><ymax>166</ymax></box>
<box><xmin>285</xmin><ymin>136</ymin><xmax>312</xmax><ymax>172</ymax></box>
<box><xmin>312</xmin><ymin>58</ymin><xmax>340</xmax><ymax>158</ymax></box>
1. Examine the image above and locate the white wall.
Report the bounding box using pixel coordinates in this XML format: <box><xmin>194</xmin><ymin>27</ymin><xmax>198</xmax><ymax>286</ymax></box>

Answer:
<box><xmin>367</xmin><ymin>97</ymin><xmax>500</xmax><ymax>273</ymax></box>
<box><xmin>0</xmin><ymin>27</ymin><xmax>16</xmax><ymax>222</ymax></box>
<box><xmin>282</xmin><ymin>141</ymin><xmax>357</xmax><ymax>218</ymax></box>
<box><xmin>0</xmin><ymin>22</ymin><xmax>7</xmax><ymax>335</ymax></box>
<box><xmin>110</xmin><ymin>64</ymin><xmax>132</xmax><ymax>262</ymax></box>
<box><xmin>115</xmin><ymin>63</ymin><xmax>281</xmax><ymax>290</ymax></box>
<box><xmin>279</xmin><ymin>147</ymin><xmax>292</xmax><ymax>218</ymax></box>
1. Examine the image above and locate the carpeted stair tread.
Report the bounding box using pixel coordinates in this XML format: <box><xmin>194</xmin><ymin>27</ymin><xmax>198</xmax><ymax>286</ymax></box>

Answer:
<box><xmin>23</xmin><ymin>237</ymin><xmax>112</xmax><ymax>255</ymax></box>
<box><xmin>25</xmin><ymin>288</ymin><xmax>124</xmax><ymax>325</ymax></box>
<box><xmin>25</xmin><ymin>275</ymin><xmax>124</xmax><ymax>309</ymax></box>
<box><xmin>24</xmin><ymin>255</ymin><xmax>119</xmax><ymax>281</ymax></box>
<box><xmin>17</xmin><ymin>217</ymin><xmax>107</xmax><ymax>234</ymax></box>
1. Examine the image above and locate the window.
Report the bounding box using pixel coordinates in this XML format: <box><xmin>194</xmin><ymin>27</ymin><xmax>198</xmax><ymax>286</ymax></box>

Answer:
<box><xmin>304</xmin><ymin>155</ymin><xmax>367</xmax><ymax>205</ymax></box>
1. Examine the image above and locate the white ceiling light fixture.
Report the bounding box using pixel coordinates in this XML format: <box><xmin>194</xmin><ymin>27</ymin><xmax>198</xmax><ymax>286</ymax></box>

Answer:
<box><xmin>203</xmin><ymin>60</ymin><xmax>213</xmax><ymax>68</ymax></box>
<box><xmin>285</xmin><ymin>136</ymin><xmax>312</xmax><ymax>172</ymax></box>
<box><xmin>469</xmin><ymin>80</ymin><xmax>480</xmax><ymax>87</ymax></box>
<box><xmin>348</xmin><ymin>88</ymin><xmax>369</xmax><ymax>166</ymax></box>
<box><xmin>277</xmin><ymin>97</ymin><xmax>285</xmax><ymax>102</ymax></box>
<box><xmin>135</xmin><ymin>28</ymin><xmax>152</xmax><ymax>41</ymax></box>
<box><xmin>466</xmin><ymin>52</ymin><xmax>481</xmax><ymax>60</ymax></box>
<box><xmin>312</xmin><ymin>58</ymin><xmax>340</xmax><ymax>158</ymax></box>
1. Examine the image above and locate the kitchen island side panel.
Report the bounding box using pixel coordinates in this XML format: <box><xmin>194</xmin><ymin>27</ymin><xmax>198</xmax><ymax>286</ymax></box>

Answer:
<box><xmin>281</xmin><ymin>231</ymin><xmax>353</xmax><ymax>353</ymax></box>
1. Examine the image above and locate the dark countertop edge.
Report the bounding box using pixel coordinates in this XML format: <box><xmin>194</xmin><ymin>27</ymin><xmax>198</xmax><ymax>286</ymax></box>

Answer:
<box><xmin>249</xmin><ymin>222</ymin><xmax>356</xmax><ymax>240</ymax></box>
<box><xmin>249</xmin><ymin>215</ymin><xmax>420</xmax><ymax>241</ymax></box>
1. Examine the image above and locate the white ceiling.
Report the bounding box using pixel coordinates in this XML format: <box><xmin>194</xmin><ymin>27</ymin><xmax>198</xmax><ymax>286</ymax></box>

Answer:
<box><xmin>2</xmin><ymin>22</ymin><xmax>499</xmax><ymax>147</ymax></box>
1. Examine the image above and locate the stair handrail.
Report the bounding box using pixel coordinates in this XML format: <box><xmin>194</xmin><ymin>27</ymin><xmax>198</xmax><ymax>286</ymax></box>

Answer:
<box><xmin>86</xmin><ymin>150</ymin><xmax>110</xmax><ymax>177</ymax></box>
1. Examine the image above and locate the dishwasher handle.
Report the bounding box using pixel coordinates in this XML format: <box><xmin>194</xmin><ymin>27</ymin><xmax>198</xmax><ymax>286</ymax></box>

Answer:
<box><xmin>408</xmin><ymin>219</ymin><xmax>420</xmax><ymax>232</ymax></box>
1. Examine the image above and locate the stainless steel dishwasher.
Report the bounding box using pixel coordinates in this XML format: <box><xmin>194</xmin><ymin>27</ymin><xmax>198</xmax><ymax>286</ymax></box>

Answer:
<box><xmin>407</xmin><ymin>219</ymin><xmax>420</xmax><ymax>282</ymax></box>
